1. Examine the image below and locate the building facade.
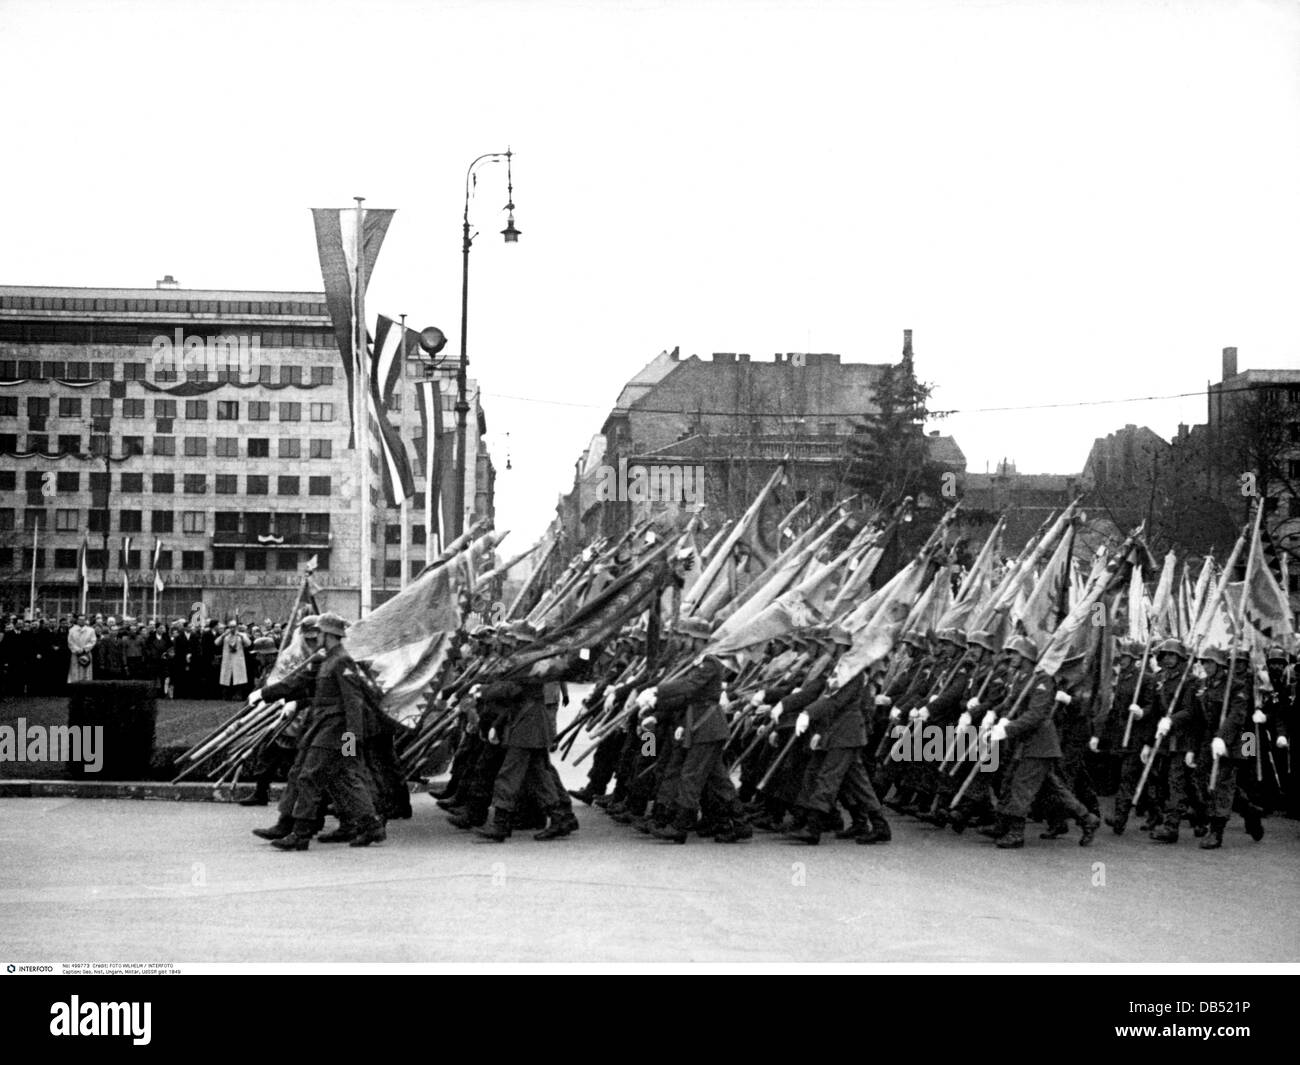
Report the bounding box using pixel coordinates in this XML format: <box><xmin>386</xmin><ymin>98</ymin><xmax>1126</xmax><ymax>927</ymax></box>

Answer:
<box><xmin>0</xmin><ymin>283</ymin><xmax>493</xmax><ymax>621</ymax></box>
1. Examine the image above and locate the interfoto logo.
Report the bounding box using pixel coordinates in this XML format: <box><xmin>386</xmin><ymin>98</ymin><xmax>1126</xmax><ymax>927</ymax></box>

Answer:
<box><xmin>150</xmin><ymin>328</ymin><xmax>258</xmax><ymax>380</ymax></box>
<box><xmin>50</xmin><ymin>996</ymin><xmax>151</xmax><ymax>1045</ymax></box>
<box><xmin>594</xmin><ymin>459</ymin><xmax>705</xmax><ymax>503</ymax></box>
<box><xmin>0</xmin><ymin>718</ymin><xmax>103</xmax><ymax>773</ymax></box>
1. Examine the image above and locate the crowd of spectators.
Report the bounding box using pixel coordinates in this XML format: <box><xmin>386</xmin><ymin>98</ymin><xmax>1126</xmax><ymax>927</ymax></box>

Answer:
<box><xmin>0</xmin><ymin>613</ymin><xmax>285</xmax><ymax>701</ymax></box>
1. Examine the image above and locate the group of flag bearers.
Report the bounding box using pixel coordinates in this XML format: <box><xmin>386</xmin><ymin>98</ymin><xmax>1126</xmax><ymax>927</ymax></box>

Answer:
<box><xmin>192</xmin><ymin>463</ymin><xmax>1293</xmax><ymax>857</ymax></box>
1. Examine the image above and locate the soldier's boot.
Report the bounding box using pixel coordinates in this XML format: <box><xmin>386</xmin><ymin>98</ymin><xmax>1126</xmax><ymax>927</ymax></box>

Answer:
<box><xmin>436</xmin><ymin>794</ymin><xmax>463</xmax><ymax>811</ymax></box>
<box><xmin>475</xmin><ymin>808</ymin><xmax>513</xmax><ymax>842</ymax></box>
<box><xmin>995</xmin><ymin>817</ymin><xmax>1026</xmax><ymax>849</ymax></box>
<box><xmin>252</xmin><ymin>814</ymin><xmax>295</xmax><ymax>841</ymax></box>
<box><xmin>270</xmin><ymin>818</ymin><xmax>317</xmax><ymax>851</ymax></box>
<box><xmin>567</xmin><ymin>785</ymin><xmax>599</xmax><ymax>806</ymax></box>
<box><xmin>836</xmin><ymin>806</ymin><xmax>870</xmax><ymax>839</ymax></box>
<box><xmin>239</xmin><ymin>782</ymin><xmax>271</xmax><ymax>807</ymax></box>
<box><xmin>1140</xmin><ymin>807</ymin><xmax>1162</xmax><ymax>833</ymax></box>
<box><xmin>1243</xmin><ymin>805</ymin><xmax>1265</xmax><ymax>842</ymax></box>
<box><xmin>1150</xmin><ymin>820</ymin><xmax>1180</xmax><ymax>844</ymax></box>
<box><xmin>652</xmin><ymin>806</ymin><xmax>695</xmax><ymax>844</ymax></box>
<box><xmin>1106</xmin><ymin>800</ymin><xmax>1130</xmax><ymax>835</ymax></box>
<box><xmin>610</xmin><ymin>801</ymin><xmax>644</xmax><ymax>825</ymax></box>
<box><xmin>855</xmin><ymin>813</ymin><xmax>892</xmax><ymax>845</ymax></box>
<box><xmin>534</xmin><ymin>810</ymin><xmax>580</xmax><ymax>841</ymax></box>
<box><xmin>631</xmin><ymin>805</ymin><xmax>664</xmax><ymax>834</ymax></box>
<box><xmin>1077</xmin><ymin>811</ymin><xmax>1102</xmax><ymax>847</ymax></box>
<box><xmin>317</xmin><ymin>820</ymin><xmax>358</xmax><ymax>843</ymax></box>
<box><xmin>348</xmin><ymin>815</ymin><xmax>387</xmax><ymax>847</ymax></box>
<box><xmin>1199</xmin><ymin>817</ymin><xmax>1227</xmax><ymax>850</ymax></box>
<box><xmin>1039</xmin><ymin>819</ymin><xmax>1070</xmax><ymax>839</ymax></box>
<box><xmin>783</xmin><ymin>807</ymin><xmax>823</xmax><ymax>845</ymax></box>
<box><xmin>447</xmin><ymin>803</ymin><xmax>488</xmax><ymax>830</ymax></box>
<box><xmin>713</xmin><ymin>817</ymin><xmax>754</xmax><ymax>844</ymax></box>
<box><xmin>592</xmin><ymin>793</ymin><xmax>612</xmax><ymax>809</ymax></box>
<box><xmin>1191</xmin><ymin>814</ymin><xmax>1209</xmax><ymax>838</ymax></box>
<box><xmin>979</xmin><ymin>815</ymin><xmax>1010</xmax><ymax>840</ymax></box>
<box><xmin>695</xmin><ymin>816</ymin><xmax>722</xmax><ymax>838</ymax></box>
<box><xmin>917</xmin><ymin>795</ymin><xmax>946</xmax><ymax>826</ymax></box>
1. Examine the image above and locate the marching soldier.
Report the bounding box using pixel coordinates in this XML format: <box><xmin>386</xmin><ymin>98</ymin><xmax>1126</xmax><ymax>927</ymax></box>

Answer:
<box><xmin>986</xmin><ymin>654</ymin><xmax>1102</xmax><ymax>849</ymax></box>
<box><xmin>1091</xmin><ymin>639</ymin><xmax>1157</xmax><ymax>834</ymax></box>
<box><xmin>1150</xmin><ymin>639</ymin><xmax>1208</xmax><ymax>844</ymax></box>
<box><xmin>1196</xmin><ymin>647</ymin><xmax>1256</xmax><ymax>849</ymax></box>
<box><xmin>267</xmin><ymin>613</ymin><xmax>387</xmax><ymax>851</ymax></box>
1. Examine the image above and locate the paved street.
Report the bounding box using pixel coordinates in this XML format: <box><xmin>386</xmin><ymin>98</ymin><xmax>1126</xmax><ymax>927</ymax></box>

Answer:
<box><xmin>3</xmin><ymin>687</ymin><xmax>1298</xmax><ymax>963</ymax></box>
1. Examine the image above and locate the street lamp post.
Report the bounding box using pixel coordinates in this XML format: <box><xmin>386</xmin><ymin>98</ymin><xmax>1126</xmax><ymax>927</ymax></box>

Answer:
<box><xmin>456</xmin><ymin>149</ymin><xmax>519</xmax><ymax>539</ymax></box>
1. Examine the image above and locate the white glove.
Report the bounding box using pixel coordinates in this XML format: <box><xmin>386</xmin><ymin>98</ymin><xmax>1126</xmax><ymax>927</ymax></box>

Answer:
<box><xmin>980</xmin><ymin>711</ymin><xmax>996</xmax><ymax>730</ymax></box>
<box><xmin>1184</xmin><ymin>750</ymin><xmax>1197</xmax><ymax>768</ymax></box>
<box><xmin>990</xmin><ymin>722</ymin><xmax>1008</xmax><ymax>743</ymax></box>
<box><xmin>469</xmin><ymin>684</ymin><xmax>483</xmax><ymax>701</ymax></box>
<box><xmin>248</xmin><ymin>687</ymin><xmax>263</xmax><ymax>705</ymax></box>
<box><xmin>1088</xmin><ymin>736</ymin><xmax>1100</xmax><ymax>753</ymax></box>
<box><xmin>1139</xmin><ymin>744</ymin><xmax>1151</xmax><ymax>765</ymax></box>
<box><xmin>888</xmin><ymin>707</ymin><xmax>902</xmax><ymax>722</ymax></box>
<box><xmin>640</xmin><ymin>715</ymin><xmax>657</xmax><ymax>731</ymax></box>
<box><xmin>915</xmin><ymin>706</ymin><xmax>930</xmax><ymax>723</ymax></box>
<box><xmin>1155</xmin><ymin>716</ymin><xmax>1172</xmax><ymax>739</ymax></box>
<box><xmin>636</xmin><ymin>687</ymin><xmax>658</xmax><ymax>710</ymax></box>
<box><xmin>1054</xmin><ymin>690</ymin><xmax>1072</xmax><ymax>705</ymax></box>
<box><xmin>966</xmin><ymin>698</ymin><xmax>981</xmax><ymax>712</ymax></box>
<box><xmin>1278</xmin><ymin>736</ymin><xmax>1289</xmax><ymax>749</ymax></box>
<box><xmin>1128</xmin><ymin>703</ymin><xmax>1143</xmax><ymax>720</ymax></box>
<box><xmin>1252</xmin><ymin>710</ymin><xmax>1267</xmax><ymax>725</ymax></box>
<box><xmin>908</xmin><ymin>707</ymin><xmax>921</xmax><ymax>721</ymax></box>
<box><xmin>604</xmin><ymin>689</ymin><xmax>618</xmax><ymax>712</ymax></box>
<box><xmin>809</xmin><ymin>734</ymin><xmax>822</xmax><ymax>750</ymax></box>
<box><xmin>750</xmin><ymin>690</ymin><xmax>766</xmax><ymax>707</ymax></box>
<box><xmin>1211</xmin><ymin>736</ymin><xmax>1227</xmax><ymax>759</ymax></box>
<box><xmin>487</xmin><ymin>727</ymin><xmax>499</xmax><ymax>745</ymax></box>
<box><xmin>674</xmin><ymin>726</ymin><xmax>685</xmax><ymax>742</ymax></box>
<box><xmin>875</xmin><ymin>694</ymin><xmax>891</xmax><ymax>707</ymax></box>
<box><xmin>958</xmin><ymin>712</ymin><xmax>972</xmax><ymax>730</ymax></box>
<box><xmin>928</xmin><ymin>694</ymin><xmax>938</xmax><ymax>704</ymax></box>
<box><xmin>795</xmin><ymin>712</ymin><xmax>810</xmax><ymax>736</ymax></box>
<box><xmin>768</xmin><ymin>731</ymin><xmax>780</xmax><ymax>747</ymax></box>
<box><xmin>279</xmin><ymin>700</ymin><xmax>298</xmax><ymax>721</ymax></box>
<box><xmin>771</xmin><ymin>701</ymin><xmax>785</xmax><ymax>722</ymax></box>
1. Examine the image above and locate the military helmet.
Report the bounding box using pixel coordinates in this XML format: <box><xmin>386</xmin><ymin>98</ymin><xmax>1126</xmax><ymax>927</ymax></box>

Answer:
<box><xmin>1265</xmin><ymin>644</ymin><xmax>1288</xmax><ymax>663</ymax></box>
<box><xmin>968</xmin><ymin>630</ymin><xmax>998</xmax><ymax>653</ymax></box>
<box><xmin>1007</xmin><ymin>635</ymin><xmax>1038</xmax><ymax>663</ymax></box>
<box><xmin>1198</xmin><ymin>646</ymin><xmax>1228</xmax><ymax>668</ymax></box>
<box><xmin>1117</xmin><ymin>639</ymin><xmax>1143</xmax><ymax>660</ymax></box>
<box><xmin>298</xmin><ymin>614</ymin><xmax>321</xmax><ymax>633</ymax></box>
<box><xmin>901</xmin><ymin>629</ymin><xmax>927</xmax><ymax>650</ymax></box>
<box><xmin>316</xmin><ymin>612</ymin><xmax>349</xmax><ymax>637</ymax></box>
<box><xmin>252</xmin><ymin>637</ymin><xmax>278</xmax><ymax>654</ymax></box>
<box><xmin>1156</xmin><ymin>638</ymin><xmax>1188</xmax><ymax>660</ymax></box>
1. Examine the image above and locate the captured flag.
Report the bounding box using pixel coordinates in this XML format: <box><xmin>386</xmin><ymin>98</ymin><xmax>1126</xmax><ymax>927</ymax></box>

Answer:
<box><xmin>152</xmin><ymin>538</ymin><xmax>165</xmax><ymax>594</ymax></box>
<box><xmin>311</xmin><ymin>206</ymin><xmax>396</xmax><ymax>447</ymax></box>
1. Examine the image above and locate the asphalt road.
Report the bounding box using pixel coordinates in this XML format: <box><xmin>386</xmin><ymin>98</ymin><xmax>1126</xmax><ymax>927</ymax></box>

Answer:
<box><xmin>2</xmin><ymin>687</ymin><xmax>1298</xmax><ymax>964</ymax></box>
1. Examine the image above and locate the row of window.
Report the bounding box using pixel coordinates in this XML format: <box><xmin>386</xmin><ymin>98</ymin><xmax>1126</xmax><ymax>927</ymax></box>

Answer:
<box><xmin>0</xmin><ymin>359</ymin><xmax>336</xmax><ymax>384</ymax></box>
<box><xmin>0</xmin><ymin>295</ymin><xmax>327</xmax><ymax>316</ymax></box>
<box><xmin>0</xmin><ymin>435</ymin><xmax>336</xmax><ymax>459</ymax></box>
<box><xmin>0</xmin><ymin>470</ymin><xmax>333</xmax><ymax>500</ymax></box>
<box><xmin>4</xmin><ymin>396</ymin><xmax>335</xmax><ymax>421</ymax></box>
<box><xmin>1</xmin><ymin>510</ymin><xmax>335</xmax><ymax>536</ymax></box>
<box><xmin>3</xmin><ymin>548</ymin><xmax>331</xmax><ymax>573</ymax></box>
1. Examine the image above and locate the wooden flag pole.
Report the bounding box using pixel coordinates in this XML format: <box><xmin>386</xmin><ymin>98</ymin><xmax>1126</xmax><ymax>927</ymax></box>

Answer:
<box><xmin>355</xmin><ymin>196</ymin><xmax>372</xmax><ymax>618</ymax></box>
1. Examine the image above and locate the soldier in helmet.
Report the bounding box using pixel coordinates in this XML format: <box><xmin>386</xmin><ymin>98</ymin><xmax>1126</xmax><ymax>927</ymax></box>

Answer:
<box><xmin>984</xmin><ymin>644</ymin><xmax>1102</xmax><ymax>849</ymax></box>
<box><xmin>643</xmin><ymin>617</ymin><xmax>749</xmax><ymax>843</ymax></box>
<box><xmin>1195</xmin><ymin>644</ymin><xmax>1258</xmax><ymax>849</ymax></box>
<box><xmin>1091</xmin><ymin>639</ymin><xmax>1157</xmax><ymax>834</ymax></box>
<box><xmin>1262</xmin><ymin>645</ymin><xmax>1295</xmax><ymax>817</ymax></box>
<box><xmin>1150</xmin><ymin>639</ymin><xmax>1208</xmax><ymax>844</ymax></box>
<box><xmin>267</xmin><ymin>613</ymin><xmax>386</xmax><ymax>851</ymax></box>
<box><xmin>248</xmin><ymin>615</ymin><xmax>324</xmax><ymax>818</ymax></box>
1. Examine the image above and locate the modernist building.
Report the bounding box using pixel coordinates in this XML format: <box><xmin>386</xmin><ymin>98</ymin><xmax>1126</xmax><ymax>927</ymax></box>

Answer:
<box><xmin>0</xmin><ymin>282</ymin><xmax>493</xmax><ymax>620</ymax></box>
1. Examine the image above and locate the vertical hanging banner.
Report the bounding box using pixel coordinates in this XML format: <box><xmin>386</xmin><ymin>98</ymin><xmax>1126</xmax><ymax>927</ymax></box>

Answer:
<box><xmin>310</xmin><ymin>207</ymin><xmax>396</xmax><ymax>448</ymax></box>
<box><xmin>415</xmin><ymin>380</ymin><xmax>446</xmax><ymax>552</ymax></box>
<box><xmin>368</xmin><ymin>314</ymin><xmax>415</xmax><ymax>507</ymax></box>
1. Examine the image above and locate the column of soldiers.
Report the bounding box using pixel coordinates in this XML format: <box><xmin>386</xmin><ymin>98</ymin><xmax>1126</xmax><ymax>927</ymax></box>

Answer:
<box><xmin>557</xmin><ymin>620</ymin><xmax>1296</xmax><ymax>852</ymax></box>
<box><xmin>240</xmin><ymin>603</ymin><xmax>1296</xmax><ymax>854</ymax></box>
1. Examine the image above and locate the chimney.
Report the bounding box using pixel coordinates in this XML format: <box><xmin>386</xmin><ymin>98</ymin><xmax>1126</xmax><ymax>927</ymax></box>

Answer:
<box><xmin>155</xmin><ymin>274</ymin><xmax>179</xmax><ymax>289</ymax></box>
<box><xmin>902</xmin><ymin>329</ymin><xmax>913</xmax><ymax>363</ymax></box>
<box><xmin>1177</xmin><ymin>422</ymin><xmax>1189</xmax><ymax>443</ymax></box>
<box><xmin>737</xmin><ymin>353</ymin><xmax>750</xmax><ymax>363</ymax></box>
<box><xmin>1222</xmin><ymin>346</ymin><xmax>1237</xmax><ymax>379</ymax></box>
<box><xmin>712</xmin><ymin>352</ymin><xmax>736</xmax><ymax>363</ymax></box>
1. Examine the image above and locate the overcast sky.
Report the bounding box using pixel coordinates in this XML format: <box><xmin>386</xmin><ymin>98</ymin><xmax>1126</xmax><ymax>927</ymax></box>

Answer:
<box><xmin>2</xmin><ymin>0</ymin><xmax>1297</xmax><ymax>546</ymax></box>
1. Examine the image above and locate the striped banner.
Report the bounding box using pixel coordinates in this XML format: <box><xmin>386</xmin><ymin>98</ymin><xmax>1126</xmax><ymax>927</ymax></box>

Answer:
<box><xmin>310</xmin><ymin>207</ymin><xmax>395</xmax><ymax>448</ymax></box>
<box><xmin>415</xmin><ymin>380</ymin><xmax>446</xmax><ymax>550</ymax></box>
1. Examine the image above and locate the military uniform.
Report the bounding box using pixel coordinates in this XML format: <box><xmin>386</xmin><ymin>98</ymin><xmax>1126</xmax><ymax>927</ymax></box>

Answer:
<box><xmin>1095</xmin><ymin>658</ymin><xmax>1157</xmax><ymax>833</ymax></box>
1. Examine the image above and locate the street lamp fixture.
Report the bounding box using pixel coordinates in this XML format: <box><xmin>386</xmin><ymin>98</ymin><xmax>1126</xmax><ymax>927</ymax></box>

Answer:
<box><xmin>455</xmin><ymin>147</ymin><xmax>519</xmax><ymax>539</ymax></box>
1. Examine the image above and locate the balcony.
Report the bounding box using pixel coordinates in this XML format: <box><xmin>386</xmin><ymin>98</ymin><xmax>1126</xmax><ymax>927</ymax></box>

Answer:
<box><xmin>210</xmin><ymin>531</ymin><xmax>332</xmax><ymax>550</ymax></box>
